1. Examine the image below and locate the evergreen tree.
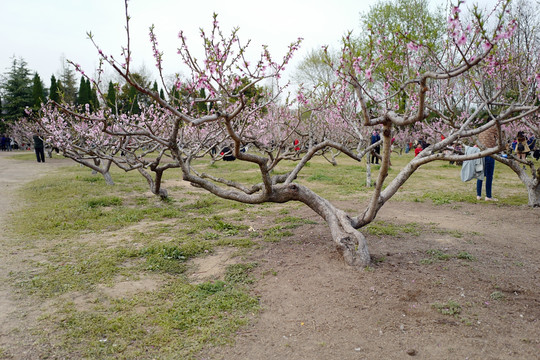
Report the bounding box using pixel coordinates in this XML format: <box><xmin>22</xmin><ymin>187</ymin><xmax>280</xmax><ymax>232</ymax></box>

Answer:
<box><xmin>31</xmin><ymin>73</ymin><xmax>47</xmax><ymax>110</ymax></box>
<box><xmin>169</xmin><ymin>86</ymin><xmax>182</xmax><ymax>109</ymax></box>
<box><xmin>126</xmin><ymin>86</ymin><xmax>141</xmax><ymax>114</ymax></box>
<box><xmin>58</xmin><ymin>57</ymin><xmax>78</xmax><ymax>104</ymax></box>
<box><xmin>118</xmin><ymin>73</ymin><xmax>150</xmax><ymax>114</ymax></box>
<box><xmin>0</xmin><ymin>94</ymin><xmax>4</xmax><ymax>134</ymax></box>
<box><xmin>196</xmin><ymin>88</ymin><xmax>208</xmax><ymax>114</ymax></box>
<box><xmin>90</xmin><ymin>85</ymin><xmax>99</xmax><ymax>111</ymax></box>
<box><xmin>76</xmin><ymin>77</ymin><xmax>91</xmax><ymax>108</ymax></box>
<box><xmin>106</xmin><ymin>81</ymin><xmax>117</xmax><ymax>114</ymax></box>
<box><xmin>0</xmin><ymin>57</ymin><xmax>33</xmax><ymax>123</ymax></box>
<box><xmin>76</xmin><ymin>77</ymin><xmax>84</xmax><ymax>106</ymax></box>
<box><xmin>159</xmin><ymin>88</ymin><xmax>165</xmax><ymax>100</ymax></box>
<box><xmin>150</xmin><ymin>81</ymin><xmax>162</xmax><ymax>105</ymax></box>
<box><xmin>50</xmin><ymin>75</ymin><xmax>60</xmax><ymax>103</ymax></box>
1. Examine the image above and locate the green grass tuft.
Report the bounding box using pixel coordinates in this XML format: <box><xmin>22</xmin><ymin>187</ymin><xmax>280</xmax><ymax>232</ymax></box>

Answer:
<box><xmin>224</xmin><ymin>263</ymin><xmax>258</xmax><ymax>284</ymax></box>
<box><xmin>307</xmin><ymin>173</ymin><xmax>334</xmax><ymax>182</ymax></box>
<box><xmin>86</xmin><ymin>196</ymin><xmax>123</xmax><ymax>208</ymax></box>
<box><xmin>365</xmin><ymin>221</ymin><xmax>420</xmax><ymax>237</ymax></box>
<box><xmin>432</xmin><ymin>299</ymin><xmax>462</xmax><ymax>316</ymax></box>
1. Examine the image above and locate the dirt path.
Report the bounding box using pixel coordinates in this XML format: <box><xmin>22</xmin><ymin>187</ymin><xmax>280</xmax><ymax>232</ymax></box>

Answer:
<box><xmin>0</xmin><ymin>152</ymin><xmax>70</xmax><ymax>358</ymax></box>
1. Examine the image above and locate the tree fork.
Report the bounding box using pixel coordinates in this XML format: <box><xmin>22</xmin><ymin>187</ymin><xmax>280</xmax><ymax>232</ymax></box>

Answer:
<box><xmin>282</xmin><ymin>183</ymin><xmax>371</xmax><ymax>267</ymax></box>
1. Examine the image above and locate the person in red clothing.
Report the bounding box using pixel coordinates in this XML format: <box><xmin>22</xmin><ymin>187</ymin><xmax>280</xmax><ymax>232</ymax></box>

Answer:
<box><xmin>414</xmin><ymin>143</ymin><xmax>423</xmax><ymax>157</ymax></box>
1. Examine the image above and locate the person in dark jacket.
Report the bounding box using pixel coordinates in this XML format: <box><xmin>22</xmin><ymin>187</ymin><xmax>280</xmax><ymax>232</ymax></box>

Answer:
<box><xmin>220</xmin><ymin>146</ymin><xmax>236</xmax><ymax>161</ymax></box>
<box><xmin>0</xmin><ymin>135</ymin><xmax>6</xmax><ymax>151</ymax></box>
<box><xmin>526</xmin><ymin>135</ymin><xmax>536</xmax><ymax>157</ymax></box>
<box><xmin>370</xmin><ymin>130</ymin><xmax>381</xmax><ymax>164</ymax></box>
<box><xmin>33</xmin><ymin>133</ymin><xmax>45</xmax><ymax>163</ymax></box>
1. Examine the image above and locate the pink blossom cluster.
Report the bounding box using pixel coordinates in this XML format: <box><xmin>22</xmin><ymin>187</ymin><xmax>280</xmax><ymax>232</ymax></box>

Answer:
<box><xmin>171</xmin><ymin>14</ymin><xmax>301</xmax><ymax>107</ymax></box>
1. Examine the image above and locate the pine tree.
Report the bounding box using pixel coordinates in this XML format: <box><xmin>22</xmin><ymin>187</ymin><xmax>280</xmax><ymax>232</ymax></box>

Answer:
<box><xmin>0</xmin><ymin>57</ymin><xmax>33</xmax><ymax>123</ymax></box>
<box><xmin>0</xmin><ymin>94</ymin><xmax>4</xmax><ymax>133</ymax></box>
<box><xmin>76</xmin><ymin>77</ymin><xmax>84</xmax><ymax>106</ymax></box>
<box><xmin>54</xmin><ymin>79</ymin><xmax>69</xmax><ymax>103</ymax></box>
<box><xmin>77</xmin><ymin>77</ymin><xmax>90</xmax><ymax>108</ymax></box>
<box><xmin>49</xmin><ymin>75</ymin><xmax>60</xmax><ymax>103</ymax></box>
<box><xmin>151</xmin><ymin>81</ymin><xmax>160</xmax><ymax>105</ymax></box>
<box><xmin>130</xmin><ymin>73</ymin><xmax>149</xmax><ymax>111</ymax></box>
<box><xmin>106</xmin><ymin>81</ymin><xmax>117</xmax><ymax>114</ymax></box>
<box><xmin>169</xmin><ymin>86</ymin><xmax>181</xmax><ymax>109</ymax></box>
<box><xmin>196</xmin><ymin>88</ymin><xmax>208</xmax><ymax>114</ymax></box>
<box><xmin>127</xmin><ymin>86</ymin><xmax>141</xmax><ymax>114</ymax></box>
<box><xmin>90</xmin><ymin>85</ymin><xmax>99</xmax><ymax>112</ymax></box>
<box><xmin>31</xmin><ymin>73</ymin><xmax>47</xmax><ymax>110</ymax></box>
<box><xmin>58</xmin><ymin>57</ymin><xmax>78</xmax><ymax>105</ymax></box>
<box><xmin>118</xmin><ymin>73</ymin><xmax>149</xmax><ymax>114</ymax></box>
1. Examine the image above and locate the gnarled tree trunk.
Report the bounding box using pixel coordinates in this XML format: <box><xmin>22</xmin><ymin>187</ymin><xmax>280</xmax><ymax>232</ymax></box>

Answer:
<box><xmin>526</xmin><ymin>183</ymin><xmax>540</xmax><ymax>207</ymax></box>
<box><xmin>102</xmin><ymin>171</ymin><xmax>114</xmax><ymax>186</ymax></box>
<box><xmin>523</xmin><ymin>173</ymin><xmax>540</xmax><ymax>207</ymax></box>
<box><xmin>274</xmin><ymin>183</ymin><xmax>371</xmax><ymax>267</ymax></box>
<box><xmin>493</xmin><ymin>155</ymin><xmax>540</xmax><ymax>207</ymax></box>
<box><xmin>137</xmin><ymin>167</ymin><xmax>168</xmax><ymax>199</ymax></box>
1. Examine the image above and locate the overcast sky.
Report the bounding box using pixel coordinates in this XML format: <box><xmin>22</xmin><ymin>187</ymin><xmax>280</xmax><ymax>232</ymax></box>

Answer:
<box><xmin>1</xmin><ymin>0</ymin><xmax>497</xmax><ymax>88</ymax></box>
<box><xmin>0</xmin><ymin>0</ymin><xmax>371</xmax><ymax>85</ymax></box>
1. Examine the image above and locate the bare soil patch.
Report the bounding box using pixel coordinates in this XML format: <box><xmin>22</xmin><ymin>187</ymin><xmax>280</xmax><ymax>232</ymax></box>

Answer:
<box><xmin>202</xmin><ymin>201</ymin><xmax>540</xmax><ymax>360</ymax></box>
<box><xmin>189</xmin><ymin>247</ymin><xmax>240</xmax><ymax>284</ymax></box>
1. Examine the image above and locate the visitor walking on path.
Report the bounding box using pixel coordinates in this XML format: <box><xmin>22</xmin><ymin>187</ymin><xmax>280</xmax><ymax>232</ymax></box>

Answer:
<box><xmin>33</xmin><ymin>133</ymin><xmax>45</xmax><ymax>163</ymax></box>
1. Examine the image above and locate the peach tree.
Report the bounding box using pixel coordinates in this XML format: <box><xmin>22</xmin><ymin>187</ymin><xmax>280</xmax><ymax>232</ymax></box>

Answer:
<box><xmin>38</xmin><ymin>0</ymin><xmax>539</xmax><ymax>266</ymax></box>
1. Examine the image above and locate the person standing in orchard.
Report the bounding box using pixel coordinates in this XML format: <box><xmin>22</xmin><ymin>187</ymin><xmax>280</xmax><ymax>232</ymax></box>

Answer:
<box><xmin>33</xmin><ymin>132</ymin><xmax>45</xmax><ymax>163</ymax></box>
<box><xmin>477</xmin><ymin>126</ymin><xmax>499</xmax><ymax>201</ymax></box>
<box><xmin>515</xmin><ymin>131</ymin><xmax>530</xmax><ymax>168</ymax></box>
<box><xmin>370</xmin><ymin>130</ymin><xmax>381</xmax><ymax>164</ymax></box>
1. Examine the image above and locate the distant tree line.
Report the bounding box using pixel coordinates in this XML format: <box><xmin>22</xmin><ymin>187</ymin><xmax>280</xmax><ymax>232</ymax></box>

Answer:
<box><xmin>0</xmin><ymin>56</ymin><xmax>167</xmax><ymax>134</ymax></box>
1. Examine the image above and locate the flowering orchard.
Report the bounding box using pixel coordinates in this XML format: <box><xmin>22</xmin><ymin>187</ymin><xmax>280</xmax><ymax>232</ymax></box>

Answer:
<box><xmin>33</xmin><ymin>0</ymin><xmax>539</xmax><ymax>266</ymax></box>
